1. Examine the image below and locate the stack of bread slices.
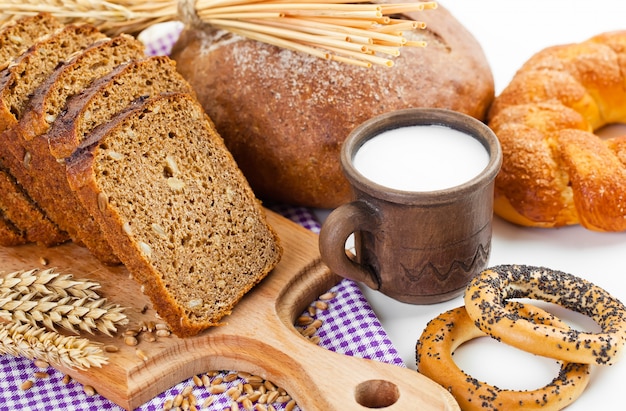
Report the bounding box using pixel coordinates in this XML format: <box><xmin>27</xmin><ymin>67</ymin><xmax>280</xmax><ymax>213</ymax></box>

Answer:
<box><xmin>0</xmin><ymin>13</ymin><xmax>282</xmax><ymax>337</ymax></box>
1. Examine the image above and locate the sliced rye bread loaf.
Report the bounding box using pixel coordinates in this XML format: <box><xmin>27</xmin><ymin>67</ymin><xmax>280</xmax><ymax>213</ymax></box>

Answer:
<box><xmin>65</xmin><ymin>93</ymin><xmax>283</xmax><ymax>337</ymax></box>
<box><xmin>0</xmin><ymin>13</ymin><xmax>63</xmax><ymax>70</ymax></box>
<box><xmin>0</xmin><ymin>13</ymin><xmax>70</xmax><ymax>247</ymax></box>
<box><xmin>0</xmin><ymin>34</ymin><xmax>145</xmax><ymax>259</ymax></box>
<box><xmin>47</xmin><ymin>55</ymin><xmax>195</xmax><ymax>159</ymax></box>
<box><xmin>0</xmin><ymin>164</ymin><xmax>68</xmax><ymax>246</ymax></box>
<box><xmin>0</xmin><ymin>23</ymin><xmax>120</xmax><ymax>264</ymax></box>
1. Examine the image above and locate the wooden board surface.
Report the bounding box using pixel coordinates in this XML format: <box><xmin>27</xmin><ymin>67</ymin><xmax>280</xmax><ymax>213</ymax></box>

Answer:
<box><xmin>0</xmin><ymin>209</ymin><xmax>459</xmax><ymax>410</ymax></box>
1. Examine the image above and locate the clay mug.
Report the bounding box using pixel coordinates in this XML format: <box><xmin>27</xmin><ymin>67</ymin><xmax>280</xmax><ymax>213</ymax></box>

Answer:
<box><xmin>319</xmin><ymin>108</ymin><xmax>502</xmax><ymax>304</ymax></box>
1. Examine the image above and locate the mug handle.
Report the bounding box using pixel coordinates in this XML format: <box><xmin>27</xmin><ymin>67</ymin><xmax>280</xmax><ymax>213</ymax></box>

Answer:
<box><xmin>319</xmin><ymin>200</ymin><xmax>380</xmax><ymax>290</ymax></box>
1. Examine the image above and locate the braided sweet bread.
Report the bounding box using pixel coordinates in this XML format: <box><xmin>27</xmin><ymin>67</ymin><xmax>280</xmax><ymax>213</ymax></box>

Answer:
<box><xmin>487</xmin><ymin>31</ymin><xmax>626</xmax><ymax>231</ymax></box>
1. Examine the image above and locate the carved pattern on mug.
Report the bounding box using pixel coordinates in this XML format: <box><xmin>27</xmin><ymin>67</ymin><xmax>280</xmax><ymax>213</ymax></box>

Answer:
<box><xmin>400</xmin><ymin>242</ymin><xmax>490</xmax><ymax>282</ymax></box>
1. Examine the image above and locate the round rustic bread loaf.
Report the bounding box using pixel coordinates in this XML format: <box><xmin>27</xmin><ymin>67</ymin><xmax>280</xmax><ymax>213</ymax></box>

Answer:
<box><xmin>170</xmin><ymin>3</ymin><xmax>494</xmax><ymax>208</ymax></box>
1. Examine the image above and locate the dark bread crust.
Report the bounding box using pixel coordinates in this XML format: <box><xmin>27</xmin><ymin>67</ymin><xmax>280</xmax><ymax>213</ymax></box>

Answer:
<box><xmin>0</xmin><ymin>165</ymin><xmax>68</xmax><ymax>246</ymax></box>
<box><xmin>170</xmin><ymin>2</ymin><xmax>494</xmax><ymax>208</ymax></box>
<box><xmin>0</xmin><ymin>211</ymin><xmax>26</xmax><ymax>246</ymax></box>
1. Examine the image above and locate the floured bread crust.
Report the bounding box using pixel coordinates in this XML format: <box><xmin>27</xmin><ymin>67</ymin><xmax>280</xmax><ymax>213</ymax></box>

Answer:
<box><xmin>170</xmin><ymin>2</ymin><xmax>494</xmax><ymax>208</ymax></box>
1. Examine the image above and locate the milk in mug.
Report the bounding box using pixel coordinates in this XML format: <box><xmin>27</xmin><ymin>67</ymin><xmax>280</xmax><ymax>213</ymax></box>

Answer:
<box><xmin>353</xmin><ymin>125</ymin><xmax>490</xmax><ymax>192</ymax></box>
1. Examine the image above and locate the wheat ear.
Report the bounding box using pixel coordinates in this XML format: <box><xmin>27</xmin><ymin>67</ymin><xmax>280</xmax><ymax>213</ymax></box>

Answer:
<box><xmin>0</xmin><ymin>268</ymin><xmax>128</xmax><ymax>336</ymax></box>
<box><xmin>0</xmin><ymin>323</ymin><xmax>108</xmax><ymax>370</ymax></box>
<box><xmin>0</xmin><ymin>268</ymin><xmax>101</xmax><ymax>299</ymax></box>
<box><xmin>0</xmin><ymin>292</ymin><xmax>128</xmax><ymax>336</ymax></box>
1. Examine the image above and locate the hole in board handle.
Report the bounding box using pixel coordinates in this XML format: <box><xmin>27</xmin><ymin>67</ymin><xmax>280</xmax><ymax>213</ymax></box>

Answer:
<box><xmin>354</xmin><ymin>379</ymin><xmax>400</xmax><ymax>408</ymax></box>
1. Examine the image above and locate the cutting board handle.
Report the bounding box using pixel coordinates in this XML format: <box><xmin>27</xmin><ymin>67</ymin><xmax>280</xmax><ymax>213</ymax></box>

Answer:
<box><xmin>259</xmin><ymin>258</ymin><xmax>460</xmax><ymax>410</ymax></box>
<box><xmin>183</xmin><ymin>258</ymin><xmax>460</xmax><ymax>410</ymax></box>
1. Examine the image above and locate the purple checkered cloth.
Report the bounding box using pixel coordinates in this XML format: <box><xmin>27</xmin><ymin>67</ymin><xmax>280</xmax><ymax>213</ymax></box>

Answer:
<box><xmin>0</xmin><ymin>23</ymin><xmax>405</xmax><ymax>411</ymax></box>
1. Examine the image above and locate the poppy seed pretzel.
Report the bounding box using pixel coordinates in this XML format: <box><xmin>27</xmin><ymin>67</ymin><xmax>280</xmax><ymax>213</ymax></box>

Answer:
<box><xmin>416</xmin><ymin>302</ymin><xmax>590</xmax><ymax>411</ymax></box>
<box><xmin>464</xmin><ymin>264</ymin><xmax>626</xmax><ymax>365</ymax></box>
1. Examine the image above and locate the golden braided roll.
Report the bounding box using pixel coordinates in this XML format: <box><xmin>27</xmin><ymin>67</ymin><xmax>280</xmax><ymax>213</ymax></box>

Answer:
<box><xmin>487</xmin><ymin>31</ymin><xmax>626</xmax><ymax>231</ymax></box>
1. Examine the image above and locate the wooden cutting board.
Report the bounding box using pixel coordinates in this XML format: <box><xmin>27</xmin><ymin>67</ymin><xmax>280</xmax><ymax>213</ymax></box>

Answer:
<box><xmin>0</xmin><ymin>209</ymin><xmax>459</xmax><ymax>410</ymax></box>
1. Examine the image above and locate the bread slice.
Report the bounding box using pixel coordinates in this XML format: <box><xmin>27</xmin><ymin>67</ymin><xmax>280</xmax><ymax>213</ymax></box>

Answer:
<box><xmin>0</xmin><ymin>164</ymin><xmax>68</xmax><ymax>246</ymax></box>
<box><xmin>1</xmin><ymin>34</ymin><xmax>144</xmax><ymax>256</ymax></box>
<box><xmin>0</xmin><ymin>14</ymin><xmax>69</xmax><ymax>247</ymax></box>
<box><xmin>0</xmin><ymin>33</ymin><xmax>144</xmax><ymax>260</ymax></box>
<box><xmin>0</xmin><ymin>24</ymin><xmax>107</xmax><ymax>132</ymax></box>
<box><xmin>18</xmin><ymin>33</ymin><xmax>145</xmax><ymax>142</ymax></box>
<box><xmin>66</xmin><ymin>93</ymin><xmax>283</xmax><ymax>337</ymax></box>
<box><xmin>0</xmin><ymin>23</ymin><xmax>120</xmax><ymax>264</ymax></box>
<box><xmin>0</xmin><ymin>13</ymin><xmax>63</xmax><ymax>69</ymax></box>
<box><xmin>47</xmin><ymin>55</ymin><xmax>195</xmax><ymax>159</ymax></box>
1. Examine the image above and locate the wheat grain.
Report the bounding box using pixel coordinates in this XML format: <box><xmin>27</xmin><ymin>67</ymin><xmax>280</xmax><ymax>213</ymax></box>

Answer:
<box><xmin>192</xmin><ymin>374</ymin><xmax>203</xmax><ymax>387</ymax></box>
<box><xmin>135</xmin><ymin>348</ymin><xmax>149</xmax><ymax>361</ymax></box>
<box><xmin>242</xmin><ymin>397</ymin><xmax>254</xmax><ymax>411</ymax></box>
<box><xmin>318</xmin><ymin>292</ymin><xmax>336</xmax><ymax>301</ymax></box>
<box><xmin>34</xmin><ymin>371</ymin><xmax>49</xmax><ymax>379</ymax></box>
<box><xmin>142</xmin><ymin>331</ymin><xmax>156</xmax><ymax>342</ymax></box>
<box><xmin>247</xmin><ymin>392</ymin><xmax>262</xmax><ymax>402</ymax></box>
<box><xmin>124</xmin><ymin>335</ymin><xmax>138</xmax><ymax>346</ymax></box>
<box><xmin>313</xmin><ymin>300</ymin><xmax>328</xmax><ymax>311</ymax></box>
<box><xmin>33</xmin><ymin>359</ymin><xmax>49</xmax><ymax>369</ymax></box>
<box><xmin>224</xmin><ymin>372</ymin><xmax>239</xmax><ymax>382</ymax></box>
<box><xmin>275</xmin><ymin>395</ymin><xmax>291</xmax><ymax>404</ymax></box>
<box><xmin>201</xmin><ymin>374</ymin><xmax>211</xmax><ymax>387</ymax></box>
<box><xmin>162</xmin><ymin>398</ymin><xmax>174</xmax><ymax>410</ymax></box>
<box><xmin>208</xmin><ymin>384</ymin><xmax>227</xmax><ymax>394</ymax></box>
<box><xmin>155</xmin><ymin>329</ymin><xmax>171</xmax><ymax>337</ymax></box>
<box><xmin>202</xmin><ymin>396</ymin><xmax>215</xmax><ymax>408</ymax></box>
<box><xmin>284</xmin><ymin>399</ymin><xmax>296</xmax><ymax>411</ymax></box>
<box><xmin>104</xmin><ymin>344</ymin><xmax>119</xmax><ymax>353</ymax></box>
<box><xmin>20</xmin><ymin>379</ymin><xmax>33</xmax><ymax>390</ymax></box>
<box><xmin>181</xmin><ymin>385</ymin><xmax>193</xmax><ymax>397</ymax></box>
<box><xmin>83</xmin><ymin>384</ymin><xmax>97</xmax><ymax>396</ymax></box>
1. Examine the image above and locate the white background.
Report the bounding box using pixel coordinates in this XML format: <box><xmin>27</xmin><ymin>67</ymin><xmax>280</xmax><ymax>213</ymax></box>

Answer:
<box><xmin>320</xmin><ymin>1</ymin><xmax>626</xmax><ymax>409</ymax></box>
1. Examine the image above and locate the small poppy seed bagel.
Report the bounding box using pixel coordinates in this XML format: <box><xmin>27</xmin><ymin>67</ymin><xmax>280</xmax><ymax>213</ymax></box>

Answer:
<box><xmin>416</xmin><ymin>303</ymin><xmax>590</xmax><ymax>411</ymax></box>
<box><xmin>464</xmin><ymin>264</ymin><xmax>626</xmax><ymax>366</ymax></box>
<box><xmin>487</xmin><ymin>31</ymin><xmax>626</xmax><ymax>231</ymax></box>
